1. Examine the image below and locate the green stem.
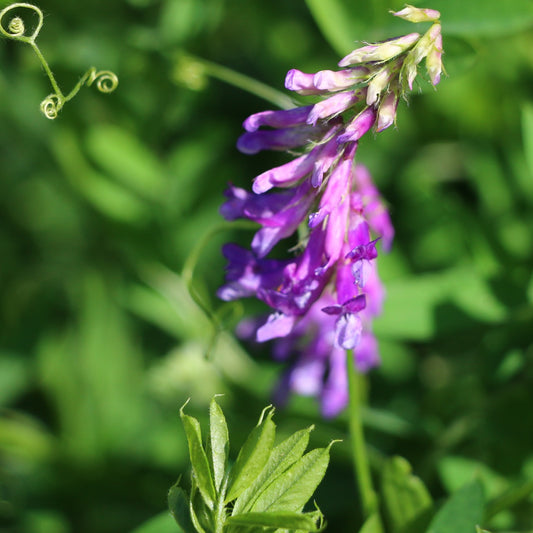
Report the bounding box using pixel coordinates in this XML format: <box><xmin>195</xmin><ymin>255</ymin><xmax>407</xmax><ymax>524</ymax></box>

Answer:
<box><xmin>346</xmin><ymin>349</ymin><xmax>378</xmax><ymax>519</ymax></box>
<box><xmin>180</xmin><ymin>52</ymin><xmax>296</xmax><ymax>110</ymax></box>
<box><xmin>30</xmin><ymin>41</ymin><xmax>64</xmax><ymax>99</ymax></box>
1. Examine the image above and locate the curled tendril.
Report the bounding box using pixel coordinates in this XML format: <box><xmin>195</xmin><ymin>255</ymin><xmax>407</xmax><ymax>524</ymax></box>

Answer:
<box><xmin>1</xmin><ymin>2</ymin><xmax>118</xmax><ymax>118</ymax></box>
<box><xmin>40</xmin><ymin>94</ymin><xmax>63</xmax><ymax>120</ymax></box>
<box><xmin>8</xmin><ymin>16</ymin><xmax>24</xmax><ymax>36</ymax></box>
<box><xmin>0</xmin><ymin>3</ymin><xmax>43</xmax><ymax>42</ymax></box>
<box><xmin>85</xmin><ymin>68</ymin><xmax>119</xmax><ymax>94</ymax></box>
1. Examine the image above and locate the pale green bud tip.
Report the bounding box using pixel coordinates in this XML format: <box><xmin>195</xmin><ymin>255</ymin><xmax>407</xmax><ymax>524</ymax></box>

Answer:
<box><xmin>376</xmin><ymin>91</ymin><xmax>399</xmax><ymax>132</ymax></box>
<box><xmin>366</xmin><ymin>67</ymin><xmax>392</xmax><ymax>106</ymax></box>
<box><xmin>392</xmin><ymin>5</ymin><xmax>441</xmax><ymax>23</ymax></box>
<box><xmin>338</xmin><ymin>33</ymin><xmax>420</xmax><ymax>67</ymax></box>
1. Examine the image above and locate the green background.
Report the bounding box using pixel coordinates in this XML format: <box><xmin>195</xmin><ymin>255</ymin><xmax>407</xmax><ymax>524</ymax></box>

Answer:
<box><xmin>1</xmin><ymin>0</ymin><xmax>533</xmax><ymax>531</ymax></box>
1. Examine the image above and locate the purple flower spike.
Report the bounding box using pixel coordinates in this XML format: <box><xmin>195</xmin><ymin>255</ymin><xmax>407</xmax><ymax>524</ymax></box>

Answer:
<box><xmin>217</xmin><ymin>4</ymin><xmax>444</xmax><ymax>416</ymax></box>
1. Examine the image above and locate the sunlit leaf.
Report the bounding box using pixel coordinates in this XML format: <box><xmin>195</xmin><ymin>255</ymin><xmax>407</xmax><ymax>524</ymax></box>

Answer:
<box><xmin>232</xmin><ymin>426</ymin><xmax>314</xmax><ymax>515</ymax></box>
<box><xmin>250</xmin><ymin>442</ymin><xmax>335</xmax><ymax>513</ymax></box>
<box><xmin>225</xmin><ymin>406</ymin><xmax>276</xmax><ymax>503</ymax></box>
<box><xmin>180</xmin><ymin>403</ymin><xmax>217</xmax><ymax>509</ymax></box>
<box><xmin>208</xmin><ymin>397</ymin><xmax>229</xmax><ymax>491</ymax></box>
<box><xmin>226</xmin><ymin>510</ymin><xmax>319</xmax><ymax>531</ymax></box>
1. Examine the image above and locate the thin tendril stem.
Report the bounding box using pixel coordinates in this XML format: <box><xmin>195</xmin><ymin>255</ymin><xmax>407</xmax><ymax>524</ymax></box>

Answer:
<box><xmin>183</xmin><ymin>52</ymin><xmax>295</xmax><ymax>110</ymax></box>
<box><xmin>29</xmin><ymin>41</ymin><xmax>64</xmax><ymax>99</ymax></box>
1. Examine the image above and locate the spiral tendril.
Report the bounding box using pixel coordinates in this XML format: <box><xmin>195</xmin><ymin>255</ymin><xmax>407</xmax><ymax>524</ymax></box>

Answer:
<box><xmin>86</xmin><ymin>69</ymin><xmax>119</xmax><ymax>94</ymax></box>
<box><xmin>7</xmin><ymin>16</ymin><xmax>24</xmax><ymax>36</ymax></box>
<box><xmin>1</xmin><ymin>2</ymin><xmax>119</xmax><ymax>119</ymax></box>
<box><xmin>40</xmin><ymin>94</ymin><xmax>63</xmax><ymax>120</ymax></box>
<box><xmin>0</xmin><ymin>3</ymin><xmax>43</xmax><ymax>42</ymax></box>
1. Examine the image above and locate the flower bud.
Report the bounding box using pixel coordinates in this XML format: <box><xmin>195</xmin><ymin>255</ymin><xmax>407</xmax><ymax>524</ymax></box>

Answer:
<box><xmin>366</xmin><ymin>66</ymin><xmax>392</xmax><ymax>105</ymax></box>
<box><xmin>376</xmin><ymin>90</ymin><xmax>399</xmax><ymax>132</ymax></box>
<box><xmin>425</xmin><ymin>24</ymin><xmax>443</xmax><ymax>86</ymax></box>
<box><xmin>392</xmin><ymin>5</ymin><xmax>440</xmax><ymax>23</ymax></box>
<box><xmin>338</xmin><ymin>33</ymin><xmax>420</xmax><ymax>67</ymax></box>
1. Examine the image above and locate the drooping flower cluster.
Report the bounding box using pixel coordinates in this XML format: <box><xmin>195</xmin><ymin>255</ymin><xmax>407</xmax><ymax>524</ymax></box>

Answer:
<box><xmin>218</xmin><ymin>6</ymin><xmax>443</xmax><ymax>417</ymax></box>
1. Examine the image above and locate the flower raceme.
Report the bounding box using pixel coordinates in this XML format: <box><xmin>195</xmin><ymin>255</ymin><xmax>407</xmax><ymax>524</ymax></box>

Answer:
<box><xmin>218</xmin><ymin>6</ymin><xmax>443</xmax><ymax>417</ymax></box>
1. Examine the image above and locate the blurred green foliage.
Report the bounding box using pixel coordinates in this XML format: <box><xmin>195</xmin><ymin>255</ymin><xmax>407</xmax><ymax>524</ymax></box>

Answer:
<box><xmin>0</xmin><ymin>0</ymin><xmax>532</xmax><ymax>532</ymax></box>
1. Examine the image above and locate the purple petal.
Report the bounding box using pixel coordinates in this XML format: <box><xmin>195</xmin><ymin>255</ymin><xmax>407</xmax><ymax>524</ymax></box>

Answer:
<box><xmin>335</xmin><ymin>312</ymin><xmax>362</xmax><ymax>350</ymax></box>
<box><xmin>252</xmin><ymin>149</ymin><xmax>318</xmax><ymax>194</ymax></box>
<box><xmin>321</xmin><ymin>347</ymin><xmax>348</xmax><ymax>418</ymax></box>
<box><xmin>307</xmin><ymin>91</ymin><xmax>360</xmax><ymax>126</ymax></box>
<box><xmin>354</xmin><ymin>331</ymin><xmax>380</xmax><ymax>372</ymax></box>
<box><xmin>243</xmin><ymin>106</ymin><xmax>313</xmax><ymax>132</ymax></box>
<box><xmin>342</xmin><ymin>294</ymin><xmax>367</xmax><ymax>314</ymax></box>
<box><xmin>321</xmin><ymin>304</ymin><xmax>342</xmax><ymax>316</ymax></box>
<box><xmin>237</xmin><ymin>125</ymin><xmax>321</xmax><ymax>154</ymax></box>
<box><xmin>285</xmin><ymin>69</ymin><xmax>321</xmax><ymax>95</ymax></box>
<box><xmin>256</xmin><ymin>312</ymin><xmax>296</xmax><ymax>342</ymax></box>
<box><xmin>336</xmin><ymin>107</ymin><xmax>376</xmax><ymax>144</ymax></box>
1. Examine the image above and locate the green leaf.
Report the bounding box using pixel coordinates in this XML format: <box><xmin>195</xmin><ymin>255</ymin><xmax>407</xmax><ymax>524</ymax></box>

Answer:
<box><xmin>232</xmin><ymin>426</ymin><xmax>314</xmax><ymax>515</ymax></box>
<box><xmin>381</xmin><ymin>456</ymin><xmax>433</xmax><ymax>533</ymax></box>
<box><xmin>250</xmin><ymin>442</ymin><xmax>335</xmax><ymax>513</ymax></box>
<box><xmin>130</xmin><ymin>510</ymin><xmax>182</xmax><ymax>533</ymax></box>
<box><xmin>180</xmin><ymin>403</ymin><xmax>216</xmax><ymax>509</ymax></box>
<box><xmin>426</xmin><ymin>480</ymin><xmax>485</xmax><ymax>533</ymax></box>
<box><xmin>358</xmin><ymin>512</ymin><xmax>384</xmax><ymax>533</ymax></box>
<box><xmin>437</xmin><ymin>456</ymin><xmax>506</xmax><ymax>498</ymax></box>
<box><xmin>208</xmin><ymin>397</ymin><xmax>229</xmax><ymax>492</ymax></box>
<box><xmin>225</xmin><ymin>406</ymin><xmax>276</xmax><ymax>503</ymax></box>
<box><xmin>226</xmin><ymin>511</ymin><xmax>319</xmax><ymax>531</ymax></box>
<box><xmin>168</xmin><ymin>482</ymin><xmax>196</xmax><ymax>533</ymax></box>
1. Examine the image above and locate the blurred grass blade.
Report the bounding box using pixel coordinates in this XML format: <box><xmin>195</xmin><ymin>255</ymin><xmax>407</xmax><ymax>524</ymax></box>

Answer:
<box><xmin>521</xmin><ymin>102</ymin><xmax>533</xmax><ymax>181</ymax></box>
<box><xmin>304</xmin><ymin>0</ymin><xmax>358</xmax><ymax>56</ymax></box>
<box><xmin>85</xmin><ymin>124</ymin><xmax>167</xmax><ymax>202</ymax></box>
